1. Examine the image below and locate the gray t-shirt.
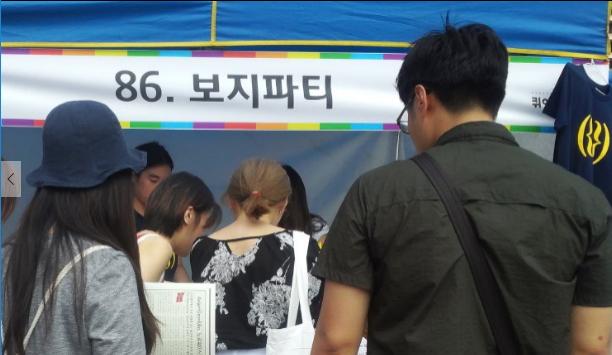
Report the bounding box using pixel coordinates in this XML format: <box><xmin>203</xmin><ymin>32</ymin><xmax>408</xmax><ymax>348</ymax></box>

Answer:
<box><xmin>10</xmin><ymin>240</ymin><xmax>147</xmax><ymax>354</ymax></box>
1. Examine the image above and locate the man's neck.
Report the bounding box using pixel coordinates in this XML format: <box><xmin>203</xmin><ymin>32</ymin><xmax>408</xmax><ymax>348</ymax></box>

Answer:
<box><xmin>434</xmin><ymin>107</ymin><xmax>494</xmax><ymax>141</ymax></box>
<box><xmin>133</xmin><ymin>200</ymin><xmax>145</xmax><ymax>216</ymax></box>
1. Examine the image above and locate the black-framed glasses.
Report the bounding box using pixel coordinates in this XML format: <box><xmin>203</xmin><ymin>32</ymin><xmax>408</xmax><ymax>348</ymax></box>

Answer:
<box><xmin>396</xmin><ymin>106</ymin><xmax>409</xmax><ymax>135</ymax></box>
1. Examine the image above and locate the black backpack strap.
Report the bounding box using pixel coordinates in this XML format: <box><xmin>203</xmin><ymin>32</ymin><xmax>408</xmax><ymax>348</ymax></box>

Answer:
<box><xmin>412</xmin><ymin>152</ymin><xmax>520</xmax><ymax>355</ymax></box>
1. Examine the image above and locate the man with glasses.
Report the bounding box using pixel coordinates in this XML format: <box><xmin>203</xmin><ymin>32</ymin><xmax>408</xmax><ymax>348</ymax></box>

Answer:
<box><xmin>311</xmin><ymin>23</ymin><xmax>612</xmax><ymax>355</ymax></box>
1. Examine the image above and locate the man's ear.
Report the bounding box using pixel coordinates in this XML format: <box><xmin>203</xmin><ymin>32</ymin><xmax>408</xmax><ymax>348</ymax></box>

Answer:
<box><xmin>413</xmin><ymin>84</ymin><xmax>429</xmax><ymax>114</ymax></box>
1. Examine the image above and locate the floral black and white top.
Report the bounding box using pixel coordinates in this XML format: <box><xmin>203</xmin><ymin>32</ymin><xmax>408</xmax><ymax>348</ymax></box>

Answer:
<box><xmin>190</xmin><ymin>229</ymin><xmax>323</xmax><ymax>351</ymax></box>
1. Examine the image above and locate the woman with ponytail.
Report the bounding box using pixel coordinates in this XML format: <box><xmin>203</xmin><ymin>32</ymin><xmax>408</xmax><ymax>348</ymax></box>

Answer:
<box><xmin>190</xmin><ymin>158</ymin><xmax>323</xmax><ymax>354</ymax></box>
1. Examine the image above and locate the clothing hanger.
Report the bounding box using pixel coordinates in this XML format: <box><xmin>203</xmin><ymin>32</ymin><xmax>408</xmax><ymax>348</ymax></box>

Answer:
<box><xmin>582</xmin><ymin>58</ymin><xmax>609</xmax><ymax>94</ymax></box>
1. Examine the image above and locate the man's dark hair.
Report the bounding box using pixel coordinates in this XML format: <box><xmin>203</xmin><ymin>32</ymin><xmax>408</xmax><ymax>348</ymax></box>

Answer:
<box><xmin>396</xmin><ymin>23</ymin><xmax>508</xmax><ymax>118</ymax></box>
<box><xmin>135</xmin><ymin>141</ymin><xmax>174</xmax><ymax>171</ymax></box>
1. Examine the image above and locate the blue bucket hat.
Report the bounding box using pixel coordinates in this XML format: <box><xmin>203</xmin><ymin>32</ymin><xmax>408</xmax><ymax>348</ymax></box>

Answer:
<box><xmin>27</xmin><ymin>100</ymin><xmax>146</xmax><ymax>188</ymax></box>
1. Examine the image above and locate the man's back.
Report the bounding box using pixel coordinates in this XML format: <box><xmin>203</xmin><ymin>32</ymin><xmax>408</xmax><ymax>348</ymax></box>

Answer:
<box><xmin>316</xmin><ymin>122</ymin><xmax>612</xmax><ymax>354</ymax></box>
<box><xmin>311</xmin><ymin>22</ymin><xmax>612</xmax><ymax>355</ymax></box>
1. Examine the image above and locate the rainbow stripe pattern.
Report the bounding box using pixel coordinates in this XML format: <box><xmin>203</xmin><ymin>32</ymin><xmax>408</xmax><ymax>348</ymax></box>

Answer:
<box><xmin>0</xmin><ymin>119</ymin><xmax>555</xmax><ymax>133</ymax></box>
<box><xmin>1</xmin><ymin>48</ymin><xmax>605</xmax><ymax>64</ymax></box>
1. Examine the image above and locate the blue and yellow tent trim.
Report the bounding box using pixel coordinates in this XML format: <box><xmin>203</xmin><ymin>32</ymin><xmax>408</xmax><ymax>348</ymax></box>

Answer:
<box><xmin>2</xmin><ymin>1</ymin><xmax>610</xmax><ymax>60</ymax></box>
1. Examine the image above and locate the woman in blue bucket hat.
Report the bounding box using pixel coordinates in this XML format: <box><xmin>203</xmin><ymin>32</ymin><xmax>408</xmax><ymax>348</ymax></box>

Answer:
<box><xmin>3</xmin><ymin>101</ymin><xmax>159</xmax><ymax>354</ymax></box>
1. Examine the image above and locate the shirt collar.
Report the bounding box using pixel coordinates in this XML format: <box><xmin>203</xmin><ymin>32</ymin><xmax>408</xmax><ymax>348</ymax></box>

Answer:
<box><xmin>434</xmin><ymin>121</ymin><xmax>519</xmax><ymax>147</ymax></box>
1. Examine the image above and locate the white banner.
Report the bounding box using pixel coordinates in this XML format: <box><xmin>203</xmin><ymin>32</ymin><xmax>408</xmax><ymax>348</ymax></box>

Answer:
<box><xmin>1</xmin><ymin>52</ymin><xmax>607</xmax><ymax>130</ymax></box>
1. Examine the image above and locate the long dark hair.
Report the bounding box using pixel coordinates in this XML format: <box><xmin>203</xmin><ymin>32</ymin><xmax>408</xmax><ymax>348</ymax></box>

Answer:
<box><xmin>3</xmin><ymin>170</ymin><xmax>159</xmax><ymax>354</ymax></box>
<box><xmin>2</xmin><ymin>194</ymin><xmax>16</xmax><ymax>223</ymax></box>
<box><xmin>278</xmin><ymin>165</ymin><xmax>312</xmax><ymax>235</ymax></box>
<box><xmin>144</xmin><ymin>171</ymin><xmax>221</xmax><ymax>236</ymax></box>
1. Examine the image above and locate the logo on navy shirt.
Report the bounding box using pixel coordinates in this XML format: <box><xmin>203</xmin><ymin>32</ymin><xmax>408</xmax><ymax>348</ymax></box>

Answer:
<box><xmin>577</xmin><ymin>114</ymin><xmax>610</xmax><ymax>165</ymax></box>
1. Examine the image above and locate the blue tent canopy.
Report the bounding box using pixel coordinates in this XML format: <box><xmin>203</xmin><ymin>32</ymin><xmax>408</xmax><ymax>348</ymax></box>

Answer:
<box><xmin>2</xmin><ymin>1</ymin><xmax>609</xmax><ymax>58</ymax></box>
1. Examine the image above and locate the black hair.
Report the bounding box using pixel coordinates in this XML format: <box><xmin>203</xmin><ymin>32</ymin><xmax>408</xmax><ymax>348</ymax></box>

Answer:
<box><xmin>143</xmin><ymin>172</ymin><xmax>221</xmax><ymax>237</ymax></box>
<box><xmin>396</xmin><ymin>22</ymin><xmax>508</xmax><ymax>118</ymax></box>
<box><xmin>135</xmin><ymin>141</ymin><xmax>174</xmax><ymax>171</ymax></box>
<box><xmin>3</xmin><ymin>170</ymin><xmax>159</xmax><ymax>354</ymax></box>
<box><xmin>279</xmin><ymin>165</ymin><xmax>312</xmax><ymax>235</ymax></box>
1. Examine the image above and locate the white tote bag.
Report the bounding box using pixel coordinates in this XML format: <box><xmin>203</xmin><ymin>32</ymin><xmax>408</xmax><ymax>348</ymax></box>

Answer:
<box><xmin>266</xmin><ymin>231</ymin><xmax>315</xmax><ymax>355</ymax></box>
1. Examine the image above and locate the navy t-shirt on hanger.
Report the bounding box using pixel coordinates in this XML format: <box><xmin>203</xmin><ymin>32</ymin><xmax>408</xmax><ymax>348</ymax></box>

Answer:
<box><xmin>544</xmin><ymin>63</ymin><xmax>612</xmax><ymax>204</ymax></box>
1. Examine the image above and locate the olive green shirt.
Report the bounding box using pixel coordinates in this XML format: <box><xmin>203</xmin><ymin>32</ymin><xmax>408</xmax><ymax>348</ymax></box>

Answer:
<box><xmin>313</xmin><ymin>121</ymin><xmax>612</xmax><ymax>355</ymax></box>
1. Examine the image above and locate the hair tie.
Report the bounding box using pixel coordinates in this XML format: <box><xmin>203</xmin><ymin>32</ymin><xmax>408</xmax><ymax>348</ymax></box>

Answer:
<box><xmin>251</xmin><ymin>190</ymin><xmax>261</xmax><ymax>198</ymax></box>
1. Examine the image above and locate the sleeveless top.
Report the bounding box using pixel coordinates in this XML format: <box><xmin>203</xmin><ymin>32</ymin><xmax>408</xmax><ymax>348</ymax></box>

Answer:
<box><xmin>190</xmin><ymin>229</ymin><xmax>323</xmax><ymax>351</ymax></box>
<box><xmin>136</xmin><ymin>230</ymin><xmax>177</xmax><ymax>282</ymax></box>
